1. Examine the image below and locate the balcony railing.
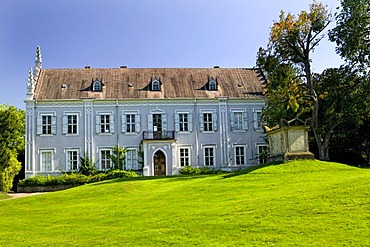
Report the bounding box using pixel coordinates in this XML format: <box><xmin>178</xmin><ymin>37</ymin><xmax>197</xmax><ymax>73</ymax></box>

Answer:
<box><xmin>143</xmin><ymin>131</ymin><xmax>175</xmax><ymax>140</ymax></box>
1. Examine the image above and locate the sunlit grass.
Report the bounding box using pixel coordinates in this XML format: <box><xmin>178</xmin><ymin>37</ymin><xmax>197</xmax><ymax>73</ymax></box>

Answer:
<box><xmin>1</xmin><ymin>160</ymin><xmax>369</xmax><ymax>246</ymax></box>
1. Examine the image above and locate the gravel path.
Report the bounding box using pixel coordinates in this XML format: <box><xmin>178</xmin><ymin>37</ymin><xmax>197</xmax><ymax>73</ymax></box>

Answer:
<box><xmin>6</xmin><ymin>192</ymin><xmax>46</xmax><ymax>199</ymax></box>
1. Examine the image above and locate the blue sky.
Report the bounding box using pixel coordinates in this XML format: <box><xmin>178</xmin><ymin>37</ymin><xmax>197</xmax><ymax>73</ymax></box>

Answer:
<box><xmin>0</xmin><ymin>0</ymin><xmax>342</xmax><ymax>109</ymax></box>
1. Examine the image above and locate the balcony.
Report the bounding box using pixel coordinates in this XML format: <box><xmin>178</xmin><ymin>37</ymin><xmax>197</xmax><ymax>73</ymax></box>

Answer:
<box><xmin>142</xmin><ymin>131</ymin><xmax>175</xmax><ymax>140</ymax></box>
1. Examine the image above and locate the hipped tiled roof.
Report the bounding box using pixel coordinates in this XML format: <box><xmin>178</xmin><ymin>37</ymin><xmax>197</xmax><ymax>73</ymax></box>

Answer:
<box><xmin>33</xmin><ymin>68</ymin><xmax>265</xmax><ymax>100</ymax></box>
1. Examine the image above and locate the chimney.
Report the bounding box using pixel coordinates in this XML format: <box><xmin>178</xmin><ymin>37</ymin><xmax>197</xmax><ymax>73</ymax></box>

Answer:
<box><xmin>85</xmin><ymin>65</ymin><xmax>91</xmax><ymax>69</ymax></box>
<box><xmin>213</xmin><ymin>65</ymin><xmax>220</xmax><ymax>68</ymax></box>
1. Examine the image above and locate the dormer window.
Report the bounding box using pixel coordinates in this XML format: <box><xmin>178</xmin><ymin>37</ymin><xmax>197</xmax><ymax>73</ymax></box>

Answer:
<box><xmin>207</xmin><ymin>78</ymin><xmax>218</xmax><ymax>91</ymax></box>
<box><xmin>151</xmin><ymin>78</ymin><xmax>161</xmax><ymax>91</ymax></box>
<box><xmin>92</xmin><ymin>80</ymin><xmax>103</xmax><ymax>92</ymax></box>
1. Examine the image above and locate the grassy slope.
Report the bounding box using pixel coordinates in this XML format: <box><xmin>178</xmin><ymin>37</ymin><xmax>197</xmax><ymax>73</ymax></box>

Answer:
<box><xmin>1</xmin><ymin>160</ymin><xmax>369</xmax><ymax>246</ymax></box>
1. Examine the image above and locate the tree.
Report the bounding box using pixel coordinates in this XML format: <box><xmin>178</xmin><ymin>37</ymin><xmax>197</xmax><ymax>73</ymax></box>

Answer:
<box><xmin>261</xmin><ymin>1</ymin><xmax>333</xmax><ymax>160</ymax></box>
<box><xmin>0</xmin><ymin>105</ymin><xmax>25</xmax><ymax>192</ymax></box>
<box><xmin>329</xmin><ymin>0</ymin><xmax>370</xmax><ymax>72</ymax></box>
<box><xmin>110</xmin><ymin>146</ymin><xmax>126</xmax><ymax>170</ymax></box>
<box><xmin>257</xmin><ymin>48</ymin><xmax>311</xmax><ymax>127</ymax></box>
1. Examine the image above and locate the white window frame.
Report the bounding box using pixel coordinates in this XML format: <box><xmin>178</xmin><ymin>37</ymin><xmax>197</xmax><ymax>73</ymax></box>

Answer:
<box><xmin>209</xmin><ymin>80</ymin><xmax>217</xmax><ymax>90</ymax></box>
<box><xmin>125</xmin><ymin>148</ymin><xmax>138</xmax><ymax>170</ymax></box>
<box><xmin>96</xmin><ymin>112</ymin><xmax>115</xmax><ymax>135</ymax></box>
<box><xmin>178</xmin><ymin>146</ymin><xmax>191</xmax><ymax>167</ymax></box>
<box><xmin>66</xmin><ymin>149</ymin><xmax>80</xmax><ymax>171</ymax></box>
<box><xmin>253</xmin><ymin>109</ymin><xmax>263</xmax><ymax>131</ymax></box>
<box><xmin>203</xmin><ymin>145</ymin><xmax>215</xmax><ymax>166</ymax></box>
<box><xmin>37</xmin><ymin>112</ymin><xmax>57</xmax><ymax>136</ymax></box>
<box><xmin>230</xmin><ymin>110</ymin><xmax>249</xmax><ymax>132</ymax></box>
<box><xmin>151</xmin><ymin>79</ymin><xmax>160</xmax><ymax>91</ymax></box>
<box><xmin>99</xmin><ymin>148</ymin><xmax>112</xmax><ymax>170</ymax></box>
<box><xmin>62</xmin><ymin>112</ymin><xmax>80</xmax><ymax>135</ymax></box>
<box><xmin>175</xmin><ymin>111</ymin><xmax>193</xmax><ymax>133</ymax></box>
<box><xmin>256</xmin><ymin>144</ymin><xmax>268</xmax><ymax>164</ymax></box>
<box><xmin>199</xmin><ymin>110</ymin><xmax>217</xmax><ymax>133</ymax></box>
<box><xmin>121</xmin><ymin>111</ymin><xmax>140</xmax><ymax>134</ymax></box>
<box><xmin>93</xmin><ymin>80</ymin><xmax>102</xmax><ymax>91</ymax></box>
<box><xmin>39</xmin><ymin>149</ymin><xmax>55</xmax><ymax>172</ymax></box>
<box><xmin>234</xmin><ymin>145</ymin><xmax>246</xmax><ymax>165</ymax></box>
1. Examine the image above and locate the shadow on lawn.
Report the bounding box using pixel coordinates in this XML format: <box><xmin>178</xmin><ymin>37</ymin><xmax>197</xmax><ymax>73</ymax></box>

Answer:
<box><xmin>90</xmin><ymin>174</ymin><xmax>205</xmax><ymax>186</ymax></box>
<box><xmin>221</xmin><ymin>162</ymin><xmax>281</xmax><ymax>179</ymax></box>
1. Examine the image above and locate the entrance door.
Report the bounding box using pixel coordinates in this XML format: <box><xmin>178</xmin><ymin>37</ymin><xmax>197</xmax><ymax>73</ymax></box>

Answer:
<box><xmin>154</xmin><ymin>150</ymin><xmax>166</xmax><ymax>176</ymax></box>
<box><xmin>153</xmin><ymin>114</ymin><xmax>162</xmax><ymax>139</ymax></box>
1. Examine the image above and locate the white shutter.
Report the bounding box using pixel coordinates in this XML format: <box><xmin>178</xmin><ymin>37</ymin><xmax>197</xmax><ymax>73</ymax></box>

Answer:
<box><xmin>62</xmin><ymin>115</ymin><xmax>68</xmax><ymax>134</ymax></box>
<box><xmin>213</xmin><ymin>113</ymin><xmax>218</xmax><ymax>132</ymax></box>
<box><xmin>148</xmin><ymin>114</ymin><xmax>153</xmax><ymax>131</ymax></box>
<box><xmin>199</xmin><ymin>114</ymin><xmax>204</xmax><ymax>132</ymax></box>
<box><xmin>51</xmin><ymin>116</ymin><xmax>57</xmax><ymax>135</ymax></box>
<box><xmin>243</xmin><ymin>112</ymin><xmax>249</xmax><ymax>131</ymax></box>
<box><xmin>135</xmin><ymin>114</ymin><xmax>141</xmax><ymax>133</ymax></box>
<box><xmin>162</xmin><ymin>113</ymin><xmax>167</xmax><ymax>132</ymax></box>
<box><xmin>188</xmin><ymin>113</ymin><xmax>193</xmax><ymax>132</ymax></box>
<box><xmin>96</xmin><ymin>115</ymin><xmax>101</xmax><ymax>134</ymax></box>
<box><xmin>174</xmin><ymin>113</ymin><xmax>180</xmax><ymax>132</ymax></box>
<box><xmin>121</xmin><ymin>115</ymin><xmax>127</xmax><ymax>133</ymax></box>
<box><xmin>109</xmin><ymin>114</ymin><xmax>115</xmax><ymax>134</ymax></box>
<box><xmin>230</xmin><ymin>112</ymin><xmax>235</xmax><ymax>131</ymax></box>
<box><xmin>253</xmin><ymin>112</ymin><xmax>258</xmax><ymax>130</ymax></box>
<box><xmin>37</xmin><ymin>116</ymin><xmax>42</xmax><ymax>135</ymax></box>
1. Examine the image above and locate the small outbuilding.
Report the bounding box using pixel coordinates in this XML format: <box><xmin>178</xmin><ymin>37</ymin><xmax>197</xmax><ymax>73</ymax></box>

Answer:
<box><xmin>264</xmin><ymin>119</ymin><xmax>315</xmax><ymax>162</ymax></box>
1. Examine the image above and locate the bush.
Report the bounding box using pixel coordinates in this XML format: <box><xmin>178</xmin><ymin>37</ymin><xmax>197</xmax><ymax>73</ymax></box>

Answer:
<box><xmin>179</xmin><ymin>166</ymin><xmax>223</xmax><ymax>175</ymax></box>
<box><xmin>18</xmin><ymin>169</ymin><xmax>140</xmax><ymax>187</ymax></box>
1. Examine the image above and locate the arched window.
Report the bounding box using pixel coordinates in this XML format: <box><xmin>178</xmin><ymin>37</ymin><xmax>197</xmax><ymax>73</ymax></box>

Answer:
<box><xmin>209</xmin><ymin>80</ymin><xmax>217</xmax><ymax>91</ymax></box>
<box><xmin>93</xmin><ymin>80</ymin><xmax>102</xmax><ymax>91</ymax></box>
<box><xmin>152</xmin><ymin>79</ymin><xmax>160</xmax><ymax>91</ymax></box>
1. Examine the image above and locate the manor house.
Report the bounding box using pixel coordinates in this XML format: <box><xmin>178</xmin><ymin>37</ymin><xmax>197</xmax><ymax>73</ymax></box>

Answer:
<box><xmin>24</xmin><ymin>47</ymin><xmax>266</xmax><ymax>177</ymax></box>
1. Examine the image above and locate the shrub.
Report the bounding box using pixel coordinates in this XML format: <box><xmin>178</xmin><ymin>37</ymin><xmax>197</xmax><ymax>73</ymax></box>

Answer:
<box><xmin>18</xmin><ymin>169</ymin><xmax>140</xmax><ymax>187</ymax></box>
<box><xmin>179</xmin><ymin>166</ymin><xmax>224</xmax><ymax>175</ymax></box>
<box><xmin>78</xmin><ymin>153</ymin><xmax>98</xmax><ymax>176</ymax></box>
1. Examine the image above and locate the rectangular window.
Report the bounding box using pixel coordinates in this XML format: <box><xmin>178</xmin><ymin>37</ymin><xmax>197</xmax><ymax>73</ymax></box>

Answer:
<box><xmin>67</xmin><ymin>115</ymin><xmax>78</xmax><ymax>134</ymax></box>
<box><xmin>258</xmin><ymin>145</ymin><xmax>268</xmax><ymax>164</ymax></box>
<box><xmin>253</xmin><ymin>110</ymin><xmax>263</xmax><ymax>131</ymax></box>
<box><xmin>233</xmin><ymin>112</ymin><xmax>243</xmax><ymax>130</ymax></box>
<box><xmin>41</xmin><ymin>151</ymin><xmax>53</xmax><ymax>171</ymax></box>
<box><xmin>179</xmin><ymin>113</ymin><xmax>189</xmax><ymax>132</ymax></box>
<box><xmin>126</xmin><ymin>114</ymin><xmax>136</xmax><ymax>133</ymax></box>
<box><xmin>179</xmin><ymin>147</ymin><xmax>190</xmax><ymax>167</ymax></box>
<box><xmin>203</xmin><ymin>113</ymin><xmax>213</xmax><ymax>132</ymax></box>
<box><xmin>100</xmin><ymin>149</ymin><xmax>112</xmax><ymax>170</ymax></box>
<box><xmin>100</xmin><ymin>115</ymin><xmax>110</xmax><ymax>133</ymax></box>
<box><xmin>42</xmin><ymin>115</ymin><xmax>52</xmax><ymax>135</ymax></box>
<box><xmin>67</xmin><ymin>150</ymin><xmax>79</xmax><ymax>171</ymax></box>
<box><xmin>204</xmin><ymin>147</ymin><xmax>215</xmax><ymax>166</ymax></box>
<box><xmin>235</xmin><ymin>146</ymin><xmax>245</xmax><ymax>165</ymax></box>
<box><xmin>126</xmin><ymin>149</ymin><xmax>138</xmax><ymax>170</ymax></box>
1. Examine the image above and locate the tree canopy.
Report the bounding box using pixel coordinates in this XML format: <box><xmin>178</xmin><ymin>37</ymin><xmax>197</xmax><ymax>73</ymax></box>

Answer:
<box><xmin>0</xmin><ymin>105</ymin><xmax>25</xmax><ymax>192</ymax></box>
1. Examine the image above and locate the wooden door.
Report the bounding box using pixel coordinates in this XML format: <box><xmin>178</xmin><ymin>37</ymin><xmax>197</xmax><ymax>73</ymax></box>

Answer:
<box><xmin>154</xmin><ymin>150</ymin><xmax>166</xmax><ymax>176</ymax></box>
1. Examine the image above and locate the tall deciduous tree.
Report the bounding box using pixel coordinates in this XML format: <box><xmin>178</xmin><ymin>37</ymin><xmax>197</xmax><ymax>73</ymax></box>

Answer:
<box><xmin>261</xmin><ymin>1</ymin><xmax>332</xmax><ymax>160</ymax></box>
<box><xmin>329</xmin><ymin>0</ymin><xmax>370</xmax><ymax>71</ymax></box>
<box><xmin>0</xmin><ymin>105</ymin><xmax>25</xmax><ymax>192</ymax></box>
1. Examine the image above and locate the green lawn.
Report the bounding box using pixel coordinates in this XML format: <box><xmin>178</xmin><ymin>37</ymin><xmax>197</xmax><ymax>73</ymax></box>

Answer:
<box><xmin>1</xmin><ymin>160</ymin><xmax>370</xmax><ymax>246</ymax></box>
<box><xmin>0</xmin><ymin>193</ymin><xmax>9</xmax><ymax>200</ymax></box>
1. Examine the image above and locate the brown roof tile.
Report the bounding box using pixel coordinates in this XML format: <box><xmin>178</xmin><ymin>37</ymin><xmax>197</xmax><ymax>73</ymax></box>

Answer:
<box><xmin>33</xmin><ymin>68</ymin><xmax>265</xmax><ymax>100</ymax></box>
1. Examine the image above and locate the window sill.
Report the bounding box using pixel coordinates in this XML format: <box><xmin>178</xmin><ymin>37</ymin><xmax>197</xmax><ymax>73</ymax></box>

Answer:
<box><xmin>176</xmin><ymin>131</ymin><xmax>191</xmax><ymax>134</ymax></box>
<box><xmin>201</xmin><ymin>131</ymin><xmax>216</xmax><ymax>134</ymax></box>
<box><xmin>231</xmin><ymin>130</ymin><xmax>247</xmax><ymax>133</ymax></box>
<box><xmin>39</xmin><ymin>134</ymin><xmax>55</xmax><ymax>137</ymax></box>
<box><xmin>97</xmin><ymin>133</ymin><xmax>114</xmax><ymax>136</ymax></box>
<box><xmin>64</xmin><ymin>134</ymin><xmax>79</xmax><ymax>136</ymax></box>
<box><xmin>122</xmin><ymin>132</ymin><xmax>139</xmax><ymax>135</ymax></box>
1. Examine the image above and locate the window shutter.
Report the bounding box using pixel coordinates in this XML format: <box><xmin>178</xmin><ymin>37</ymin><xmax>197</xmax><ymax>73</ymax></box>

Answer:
<box><xmin>243</xmin><ymin>112</ymin><xmax>249</xmax><ymax>131</ymax></box>
<box><xmin>96</xmin><ymin>115</ymin><xmax>101</xmax><ymax>134</ymax></box>
<box><xmin>230</xmin><ymin>112</ymin><xmax>235</xmax><ymax>131</ymax></box>
<box><xmin>213</xmin><ymin>113</ymin><xmax>218</xmax><ymax>132</ymax></box>
<box><xmin>199</xmin><ymin>114</ymin><xmax>204</xmax><ymax>132</ymax></box>
<box><xmin>121</xmin><ymin>115</ymin><xmax>127</xmax><ymax>133</ymax></box>
<box><xmin>109</xmin><ymin>115</ymin><xmax>115</xmax><ymax>133</ymax></box>
<box><xmin>62</xmin><ymin>115</ymin><xmax>68</xmax><ymax>134</ymax></box>
<box><xmin>188</xmin><ymin>113</ymin><xmax>193</xmax><ymax>132</ymax></box>
<box><xmin>174</xmin><ymin>113</ymin><xmax>180</xmax><ymax>132</ymax></box>
<box><xmin>253</xmin><ymin>112</ymin><xmax>258</xmax><ymax>130</ymax></box>
<box><xmin>37</xmin><ymin>116</ymin><xmax>42</xmax><ymax>135</ymax></box>
<box><xmin>135</xmin><ymin>114</ymin><xmax>141</xmax><ymax>133</ymax></box>
<box><xmin>51</xmin><ymin>116</ymin><xmax>57</xmax><ymax>135</ymax></box>
<box><xmin>148</xmin><ymin>114</ymin><xmax>153</xmax><ymax>131</ymax></box>
<box><xmin>162</xmin><ymin>113</ymin><xmax>167</xmax><ymax>132</ymax></box>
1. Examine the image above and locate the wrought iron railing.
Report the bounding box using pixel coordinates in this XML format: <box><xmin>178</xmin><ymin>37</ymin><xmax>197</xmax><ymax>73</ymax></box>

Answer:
<box><xmin>142</xmin><ymin>131</ymin><xmax>175</xmax><ymax>140</ymax></box>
